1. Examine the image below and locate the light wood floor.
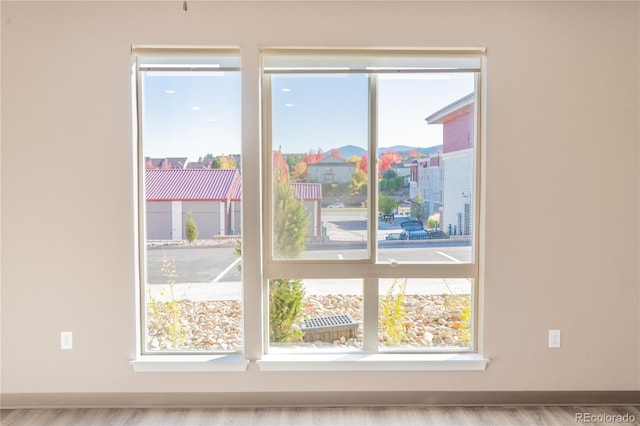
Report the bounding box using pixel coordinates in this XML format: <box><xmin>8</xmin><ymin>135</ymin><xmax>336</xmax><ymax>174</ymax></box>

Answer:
<box><xmin>2</xmin><ymin>406</ymin><xmax>639</xmax><ymax>425</ymax></box>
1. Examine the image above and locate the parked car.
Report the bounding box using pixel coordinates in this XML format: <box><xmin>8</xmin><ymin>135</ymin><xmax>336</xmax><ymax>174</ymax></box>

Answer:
<box><xmin>399</xmin><ymin>220</ymin><xmax>428</xmax><ymax>240</ymax></box>
<box><xmin>384</xmin><ymin>232</ymin><xmax>403</xmax><ymax>240</ymax></box>
<box><xmin>427</xmin><ymin>230</ymin><xmax>450</xmax><ymax>239</ymax></box>
<box><xmin>394</xmin><ymin>216</ymin><xmax>417</xmax><ymax>225</ymax></box>
<box><xmin>327</xmin><ymin>203</ymin><xmax>345</xmax><ymax>208</ymax></box>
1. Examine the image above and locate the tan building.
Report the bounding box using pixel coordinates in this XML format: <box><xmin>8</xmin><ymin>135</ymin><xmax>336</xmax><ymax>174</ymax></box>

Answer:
<box><xmin>307</xmin><ymin>155</ymin><xmax>356</xmax><ymax>184</ymax></box>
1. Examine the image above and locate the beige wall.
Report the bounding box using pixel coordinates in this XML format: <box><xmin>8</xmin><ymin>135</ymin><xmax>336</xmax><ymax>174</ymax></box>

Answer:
<box><xmin>1</xmin><ymin>1</ymin><xmax>639</xmax><ymax>397</ymax></box>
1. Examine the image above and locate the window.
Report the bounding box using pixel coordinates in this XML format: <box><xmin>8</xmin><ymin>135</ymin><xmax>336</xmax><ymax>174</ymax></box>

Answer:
<box><xmin>262</xmin><ymin>49</ymin><xmax>484</xmax><ymax>354</ymax></box>
<box><xmin>133</xmin><ymin>47</ymin><xmax>243</xmax><ymax>354</ymax></box>
<box><xmin>133</xmin><ymin>47</ymin><xmax>486</xmax><ymax>367</ymax></box>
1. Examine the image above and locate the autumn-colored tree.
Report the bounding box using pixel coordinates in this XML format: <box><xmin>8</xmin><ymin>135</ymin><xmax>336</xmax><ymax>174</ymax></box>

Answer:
<box><xmin>350</xmin><ymin>169</ymin><xmax>367</xmax><ymax>195</ymax></box>
<box><xmin>409</xmin><ymin>148</ymin><xmax>418</xmax><ymax>158</ymax></box>
<box><xmin>358</xmin><ymin>153</ymin><xmax>368</xmax><ymax>174</ymax></box>
<box><xmin>285</xmin><ymin>154</ymin><xmax>303</xmax><ymax>174</ymax></box>
<box><xmin>210</xmin><ymin>154</ymin><xmax>237</xmax><ymax>169</ymax></box>
<box><xmin>330</xmin><ymin>148</ymin><xmax>342</xmax><ymax>159</ymax></box>
<box><xmin>291</xmin><ymin>161</ymin><xmax>307</xmax><ymax>182</ymax></box>
<box><xmin>273</xmin><ymin>148</ymin><xmax>289</xmax><ymax>181</ymax></box>
<box><xmin>378</xmin><ymin>149</ymin><xmax>402</xmax><ymax>177</ymax></box>
<box><xmin>303</xmin><ymin>148</ymin><xmax>324</xmax><ymax>165</ymax></box>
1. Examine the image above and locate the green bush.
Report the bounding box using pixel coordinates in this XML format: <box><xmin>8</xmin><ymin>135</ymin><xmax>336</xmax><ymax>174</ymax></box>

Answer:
<box><xmin>147</xmin><ymin>256</ymin><xmax>188</xmax><ymax>349</ymax></box>
<box><xmin>380</xmin><ymin>278</ymin><xmax>408</xmax><ymax>344</ymax></box>
<box><xmin>427</xmin><ymin>212</ymin><xmax>440</xmax><ymax>230</ymax></box>
<box><xmin>269</xmin><ymin>278</ymin><xmax>305</xmax><ymax>342</ymax></box>
<box><xmin>185</xmin><ymin>211</ymin><xmax>199</xmax><ymax>242</ymax></box>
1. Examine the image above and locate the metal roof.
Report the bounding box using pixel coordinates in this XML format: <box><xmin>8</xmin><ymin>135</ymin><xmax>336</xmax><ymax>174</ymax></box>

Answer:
<box><xmin>146</xmin><ymin>170</ymin><xmax>320</xmax><ymax>202</ymax></box>
<box><xmin>231</xmin><ymin>182</ymin><xmax>320</xmax><ymax>201</ymax></box>
<box><xmin>292</xmin><ymin>182</ymin><xmax>322</xmax><ymax>201</ymax></box>
<box><xmin>145</xmin><ymin>169</ymin><xmax>240</xmax><ymax>201</ymax></box>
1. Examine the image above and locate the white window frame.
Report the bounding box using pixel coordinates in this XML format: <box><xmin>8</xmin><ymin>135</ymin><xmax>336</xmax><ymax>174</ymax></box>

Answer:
<box><xmin>259</xmin><ymin>48</ymin><xmax>487</xmax><ymax>366</ymax></box>
<box><xmin>131</xmin><ymin>46</ymin><xmax>489</xmax><ymax>372</ymax></box>
<box><xmin>131</xmin><ymin>46</ymin><xmax>249</xmax><ymax>371</ymax></box>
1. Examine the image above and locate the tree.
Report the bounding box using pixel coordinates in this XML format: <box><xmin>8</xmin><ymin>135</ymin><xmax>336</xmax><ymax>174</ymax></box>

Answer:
<box><xmin>379</xmin><ymin>195</ymin><xmax>398</xmax><ymax>215</ymax></box>
<box><xmin>410</xmin><ymin>194</ymin><xmax>426</xmax><ymax>221</ymax></box>
<box><xmin>380</xmin><ymin>169</ymin><xmax>404</xmax><ymax>194</ymax></box>
<box><xmin>273</xmin><ymin>177</ymin><xmax>309</xmax><ymax>258</ymax></box>
<box><xmin>303</xmin><ymin>148</ymin><xmax>324</xmax><ymax>165</ymax></box>
<box><xmin>350</xmin><ymin>169</ymin><xmax>367</xmax><ymax>195</ymax></box>
<box><xmin>185</xmin><ymin>211</ymin><xmax>199</xmax><ymax>242</ymax></box>
<box><xmin>383</xmin><ymin>169</ymin><xmax>396</xmax><ymax>180</ymax></box>
<box><xmin>379</xmin><ymin>149</ymin><xmax>402</xmax><ymax>177</ymax></box>
<box><xmin>269</xmin><ymin>149</ymin><xmax>310</xmax><ymax>342</ymax></box>
<box><xmin>210</xmin><ymin>154</ymin><xmax>236</xmax><ymax>169</ymax></box>
<box><xmin>285</xmin><ymin>153</ymin><xmax>303</xmax><ymax>175</ymax></box>
<box><xmin>346</xmin><ymin>155</ymin><xmax>360</xmax><ymax>164</ymax></box>
<box><xmin>357</xmin><ymin>153</ymin><xmax>368</xmax><ymax>174</ymax></box>
<box><xmin>290</xmin><ymin>161</ymin><xmax>307</xmax><ymax>182</ymax></box>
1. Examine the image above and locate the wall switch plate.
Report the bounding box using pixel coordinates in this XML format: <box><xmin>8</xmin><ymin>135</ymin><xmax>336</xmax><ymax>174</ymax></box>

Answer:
<box><xmin>548</xmin><ymin>329</ymin><xmax>561</xmax><ymax>348</ymax></box>
<box><xmin>61</xmin><ymin>331</ymin><xmax>73</xmax><ymax>350</ymax></box>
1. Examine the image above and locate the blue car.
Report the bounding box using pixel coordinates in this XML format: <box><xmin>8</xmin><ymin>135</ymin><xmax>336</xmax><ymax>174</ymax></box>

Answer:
<box><xmin>399</xmin><ymin>220</ymin><xmax>428</xmax><ymax>240</ymax></box>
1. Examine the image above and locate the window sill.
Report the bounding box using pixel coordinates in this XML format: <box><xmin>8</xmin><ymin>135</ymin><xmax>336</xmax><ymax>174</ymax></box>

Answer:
<box><xmin>130</xmin><ymin>354</ymin><xmax>249</xmax><ymax>372</ymax></box>
<box><xmin>257</xmin><ymin>353</ymin><xmax>489</xmax><ymax>372</ymax></box>
<box><xmin>131</xmin><ymin>353</ymin><xmax>488</xmax><ymax>372</ymax></box>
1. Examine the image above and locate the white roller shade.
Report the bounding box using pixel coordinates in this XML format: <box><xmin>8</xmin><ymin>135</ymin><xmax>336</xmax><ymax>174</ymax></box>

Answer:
<box><xmin>262</xmin><ymin>48</ymin><xmax>485</xmax><ymax>73</ymax></box>
<box><xmin>132</xmin><ymin>46</ymin><xmax>241</xmax><ymax>71</ymax></box>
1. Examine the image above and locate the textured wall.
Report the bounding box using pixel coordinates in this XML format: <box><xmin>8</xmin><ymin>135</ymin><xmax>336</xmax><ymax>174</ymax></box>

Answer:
<box><xmin>1</xmin><ymin>1</ymin><xmax>639</xmax><ymax>396</ymax></box>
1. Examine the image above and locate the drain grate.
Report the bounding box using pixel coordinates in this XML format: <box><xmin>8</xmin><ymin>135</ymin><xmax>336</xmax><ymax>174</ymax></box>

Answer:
<box><xmin>301</xmin><ymin>314</ymin><xmax>359</xmax><ymax>343</ymax></box>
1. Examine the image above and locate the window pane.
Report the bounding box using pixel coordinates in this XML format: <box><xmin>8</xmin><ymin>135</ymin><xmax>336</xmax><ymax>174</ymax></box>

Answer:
<box><xmin>269</xmin><ymin>279</ymin><xmax>363</xmax><ymax>353</ymax></box>
<box><xmin>270</xmin><ymin>73</ymin><xmax>370</xmax><ymax>261</ymax></box>
<box><xmin>140</xmin><ymin>65</ymin><xmax>242</xmax><ymax>352</ymax></box>
<box><xmin>378</xmin><ymin>278</ymin><xmax>473</xmax><ymax>351</ymax></box>
<box><xmin>377</xmin><ymin>73</ymin><xmax>476</xmax><ymax>264</ymax></box>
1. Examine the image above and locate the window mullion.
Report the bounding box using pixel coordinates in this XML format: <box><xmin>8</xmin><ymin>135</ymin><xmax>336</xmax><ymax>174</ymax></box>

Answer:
<box><xmin>369</xmin><ymin>73</ymin><xmax>378</xmax><ymax>262</ymax></box>
<box><xmin>241</xmin><ymin>46</ymin><xmax>263</xmax><ymax>360</ymax></box>
<box><xmin>362</xmin><ymin>278</ymin><xmax>379</xmax><ymax>352</ymax></box>
<box><xmin>261</xmin><ymin>72</ymin><xmax>274</xmax><ymax>267</ymax></box>
<box><xmin>134</xmin><ymin>56</ymin><xmax>147</xmax><ymax>356</ymax></box>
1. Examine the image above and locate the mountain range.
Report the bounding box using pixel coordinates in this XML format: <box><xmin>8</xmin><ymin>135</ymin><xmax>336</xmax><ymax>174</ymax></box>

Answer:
<box><xmin>326</xmin><ymin>144</ymin><xmax>442</xmax><ymax>160</ymax></box>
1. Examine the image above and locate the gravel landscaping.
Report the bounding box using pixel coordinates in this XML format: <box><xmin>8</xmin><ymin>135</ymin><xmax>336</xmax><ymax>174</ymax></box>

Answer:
<box><xmin>147</xmin><ymin>293</ymin><xmax>471</xmax><ymax>352</ymax></box>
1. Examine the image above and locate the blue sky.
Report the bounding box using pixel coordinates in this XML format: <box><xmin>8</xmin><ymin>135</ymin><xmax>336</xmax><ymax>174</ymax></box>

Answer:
<box><xmin>142</xmin><ymin>71</ymin><xmax>242</xmax><ymax>161</ymax></box>
<box><xmin>142</xmin><ymin>71</ymin><xmax>474</xmax><ymax>161</ymax></box>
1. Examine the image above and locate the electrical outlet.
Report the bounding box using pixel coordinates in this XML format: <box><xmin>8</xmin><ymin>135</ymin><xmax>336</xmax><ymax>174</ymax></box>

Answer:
<box><xmin>548</xmin><ymin>329</ymin><xmax>561</xmax><ymax>348</ymax></box>
<box><xmin>60</xmin><ymin>331</ymin><xmax>73</xmax><ymax>350</ymax></box>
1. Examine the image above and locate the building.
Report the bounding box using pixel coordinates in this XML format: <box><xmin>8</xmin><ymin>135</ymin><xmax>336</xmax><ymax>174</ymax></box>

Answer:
<box><xmin>426</xmin><ymin>93</ymin><xmax>475</xmax><ymax>236</ymax></box>
<box><xmin>307</xmin><ymin>155</ymin><xmax>356</xmax><ymax>184</ymax></box>
<box><xmin>145</xmin><ymin>169</ymin><xmax>321</xmax><ymax>240</ymax></box>
<box><xmin>145</xmin><ymin>157</ymin><xmax>188</xmax><ymax>170</ymax></box>
<box><xmin>408</xmin><ymin>153</ymin><xmax>443</xmax><ymax>218</ymax></box>
<box><xmin>145</xmin><ymin>168</ymin><xmax>241</xmax><ymax>239</ymax></box>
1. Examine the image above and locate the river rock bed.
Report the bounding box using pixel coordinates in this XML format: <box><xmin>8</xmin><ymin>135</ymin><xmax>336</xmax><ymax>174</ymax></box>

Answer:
<box><xmin>147</xmin><ymin>294</ymin><xmax>471</xmax><ymax>351</ymax></box>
